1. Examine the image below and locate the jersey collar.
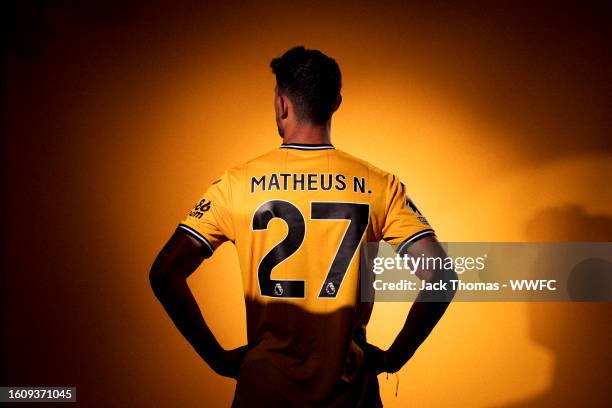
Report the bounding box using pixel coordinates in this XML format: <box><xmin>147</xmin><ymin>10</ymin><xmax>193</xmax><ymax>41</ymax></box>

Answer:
<box><xmin>280</xmin><ymin>142</ymin><xmax>335</xmax><ymax>150</ymax></box>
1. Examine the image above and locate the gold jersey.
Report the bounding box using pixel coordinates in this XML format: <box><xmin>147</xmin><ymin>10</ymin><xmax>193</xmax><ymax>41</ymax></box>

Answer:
<box><xmin>179</xmin><ymin>142</ymin><xmax>434</xmax><ymax>406</ymax></box>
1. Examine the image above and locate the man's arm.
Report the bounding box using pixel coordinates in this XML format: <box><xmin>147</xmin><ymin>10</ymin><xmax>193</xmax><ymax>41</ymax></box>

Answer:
<box><xmin>149</xmin><ymin>230</ymin><xmax>247</xmax><ymax>378</ymax></box>
<box><xmin>365</xmin><ymin>236</ymin><xmax>457</xmax><ymax>374</ymax></box>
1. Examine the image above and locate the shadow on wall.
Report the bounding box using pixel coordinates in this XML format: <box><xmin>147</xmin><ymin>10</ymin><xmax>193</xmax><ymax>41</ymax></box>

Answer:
<box><xmin>496</xmin><ymin>205</ymin><xmax>612</xmax><ymax>407</ymax></box>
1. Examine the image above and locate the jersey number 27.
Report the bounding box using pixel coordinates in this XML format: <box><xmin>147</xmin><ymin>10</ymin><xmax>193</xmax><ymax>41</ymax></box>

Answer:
<box><xmin>252</xmin><ymin>200</ymin><xmax>369</xmax><ymax>299</ymax></box>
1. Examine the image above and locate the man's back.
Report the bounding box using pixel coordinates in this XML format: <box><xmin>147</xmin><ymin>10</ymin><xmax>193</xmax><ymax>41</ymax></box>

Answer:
<box><xmin>178</xmin><ymin>142</ymin><xmax>434</xmax><ymax>406</ymax></box>
<box><xmin>151</xmin><ymin>46</ymin><xmax>454</xmax><ymax>408</ymax></box>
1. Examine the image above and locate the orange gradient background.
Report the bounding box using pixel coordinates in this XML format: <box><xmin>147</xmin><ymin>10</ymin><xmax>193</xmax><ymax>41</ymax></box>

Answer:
<box><xmin>3</xmin><ymin>1</ymin><xmax>611</xmax><ymax>407</ymax></box>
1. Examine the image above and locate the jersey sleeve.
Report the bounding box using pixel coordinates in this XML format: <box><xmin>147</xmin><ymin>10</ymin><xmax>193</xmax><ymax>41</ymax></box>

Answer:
<box><xmin>178</xmin><ymin>171</ymin><xmax>235</xmax><ymax>258</ymax></box>
<box><xmin>381</xmin><ymin>173</ymin><xmax>435</xmax><ymax>252</ymax></box>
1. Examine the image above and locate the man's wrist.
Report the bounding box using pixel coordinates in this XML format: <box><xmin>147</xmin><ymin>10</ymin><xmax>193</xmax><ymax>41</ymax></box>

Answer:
<box><xmin>384</xmin><ymin>347</ymin><xmax>415</xmax><ymax>373</ymax></box>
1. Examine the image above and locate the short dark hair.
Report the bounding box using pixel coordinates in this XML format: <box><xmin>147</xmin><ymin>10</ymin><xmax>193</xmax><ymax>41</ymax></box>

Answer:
<box><xmin>270</xmin><ymin>46</ymin><xmax>342</xmax><ymax>124</ymax></box>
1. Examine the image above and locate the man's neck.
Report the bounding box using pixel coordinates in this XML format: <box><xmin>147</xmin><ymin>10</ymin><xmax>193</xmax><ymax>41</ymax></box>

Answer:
<box><xmin>282</xmin><ymin>121</ymin><xmax>332</xmax><ymax>145</ymax></box>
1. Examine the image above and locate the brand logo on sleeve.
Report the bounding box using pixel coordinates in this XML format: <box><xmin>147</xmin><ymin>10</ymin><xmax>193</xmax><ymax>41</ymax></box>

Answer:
<box><xmin>405</xmin><ymin>195</ymin><xmax>430</xmax><ymax>225</ymax></box>
<box><xmin>189</xmin><ymin>198</ymin><xmax>211</xmax><ymax>219</ymax></box>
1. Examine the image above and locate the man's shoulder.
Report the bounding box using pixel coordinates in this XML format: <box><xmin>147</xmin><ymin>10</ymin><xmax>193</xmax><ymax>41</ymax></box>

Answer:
<box><xmin>332</xmin><ymin>148</ymin><xmax>393</xmax><ymax>181</ymax></box>
<box><xmin>223</xmin><ymin>147</ymin><xmax>282</xmax><ymax>176</ymax></box>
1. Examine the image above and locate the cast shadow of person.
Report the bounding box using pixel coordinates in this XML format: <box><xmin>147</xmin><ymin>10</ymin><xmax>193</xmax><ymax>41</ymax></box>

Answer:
<box><xmin>233</xmin><ymin>297</ymin><xmax>383</xmax><ymax>408</ymax></box>
<box><xmin>494</xmin><ymin>205</ymin><xmax>612</xmax><ymax>407</ymax></box>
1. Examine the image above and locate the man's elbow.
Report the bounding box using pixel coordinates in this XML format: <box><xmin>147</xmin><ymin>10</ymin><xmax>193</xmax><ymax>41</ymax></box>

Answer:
<box><xmin>447</xmin><ymin>267</ymin><xmax>458</xmax><ymax>283</ymax></box>
<box><xmin>424</xmin><ymin>267</ymin><xmax>458</xmax><ymax>302</ymax></box>
<box><xmin>149</xmin><ymin>259</ymin><xmax>173</xmax><ymax>298</ymax></box>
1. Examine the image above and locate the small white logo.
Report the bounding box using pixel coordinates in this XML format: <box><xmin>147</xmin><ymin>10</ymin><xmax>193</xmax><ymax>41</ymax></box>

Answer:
<box><xmin>326</xmin><ymin>282</ymin><xmax>336</xmax><ymax>295</ymax></box>
<box><xmin>274</xmin><ymin>283</ymin><xmax>284</xmax><ymax>296</ymax></box>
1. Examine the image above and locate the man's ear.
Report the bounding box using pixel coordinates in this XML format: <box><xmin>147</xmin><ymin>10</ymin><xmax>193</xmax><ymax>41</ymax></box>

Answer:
<box><xmin>335</xmin><ymin>94</ymin><xmax>342</xmax><ymax>111</ymax></box>
<box><xmin>279</xmin><ymin>95</ymin><xmax>289</xmax><ymax>119</ymax></box>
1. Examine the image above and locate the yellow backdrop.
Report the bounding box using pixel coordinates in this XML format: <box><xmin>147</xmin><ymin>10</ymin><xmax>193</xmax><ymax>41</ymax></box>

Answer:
<box><xmin>4</xmin><ymin>1</ymin><xmax>610</xmax><ymax>407</ymax></box>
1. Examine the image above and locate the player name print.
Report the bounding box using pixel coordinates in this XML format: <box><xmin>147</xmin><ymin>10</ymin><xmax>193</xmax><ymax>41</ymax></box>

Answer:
<box><xmin>250</xmin><ymin>173</ymin><xmax>369</xmax><ymax>193</ymax></box>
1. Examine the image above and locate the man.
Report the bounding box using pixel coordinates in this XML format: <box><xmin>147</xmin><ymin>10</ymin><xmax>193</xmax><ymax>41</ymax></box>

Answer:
<box><xmin>150</xmin><ymin>46</ymin><xmax>456</xmax><ymax>407</ymax></box>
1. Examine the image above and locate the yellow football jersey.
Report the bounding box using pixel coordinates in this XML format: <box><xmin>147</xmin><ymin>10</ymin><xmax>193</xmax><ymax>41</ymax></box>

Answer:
<box><xmin>179</xmin><ymin>142</ymin><xmax>434</xmax><ymax>406</ymax></box>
